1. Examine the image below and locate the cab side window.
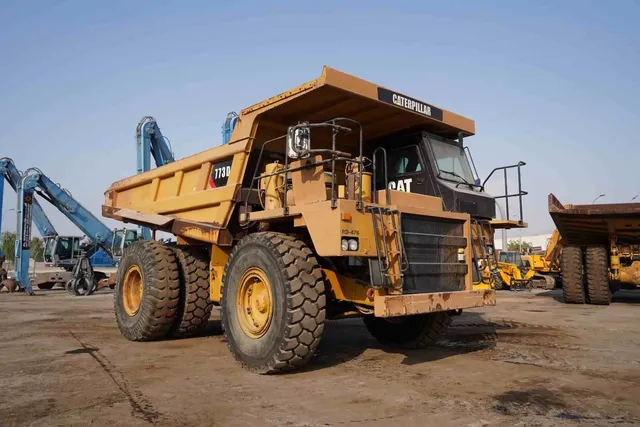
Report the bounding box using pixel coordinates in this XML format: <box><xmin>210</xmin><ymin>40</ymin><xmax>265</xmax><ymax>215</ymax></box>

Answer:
<box><xmin>389</xmin><ymin>146</ymin><xmax>423</xmax><ymax>175</ymax></box>
<box><xmin>374</xmin><ymin>145</ymin><xmax>424</xmax><ymax>193</ymax></box>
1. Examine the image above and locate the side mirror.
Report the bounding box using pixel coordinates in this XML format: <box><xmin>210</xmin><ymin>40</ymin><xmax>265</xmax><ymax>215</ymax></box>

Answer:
<box><xmin>287</xmin><ymin>126</ymin><xmax>311</xmax><ymax>159</ymax></box>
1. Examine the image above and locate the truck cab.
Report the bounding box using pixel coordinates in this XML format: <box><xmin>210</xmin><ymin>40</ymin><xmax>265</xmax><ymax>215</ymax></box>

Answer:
<box><xmin>372</xmin><ymin>131</ymin><xmax>525</xmax><ymax>288</ymax></box>
<box><xmin>373</xmin><ymin>132</ymin><xmax>495</xmax><ymax>219</ymax></box>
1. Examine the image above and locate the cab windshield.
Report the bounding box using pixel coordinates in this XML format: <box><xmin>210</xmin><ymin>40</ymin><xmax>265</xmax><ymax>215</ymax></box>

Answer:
<box><xmin>427</xmin><ymin>137</ymin><xmax>476</xmax><ymax>186</ymax></box>
<box><xmin>500</xmin><ymin>252</ymin><xmax>524</xmax><ymax>267</ymax></box>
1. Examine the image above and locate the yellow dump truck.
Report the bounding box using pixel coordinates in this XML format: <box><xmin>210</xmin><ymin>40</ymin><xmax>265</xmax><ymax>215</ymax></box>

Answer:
<box><xmin>549</xmin><ymin>194</ymin><xmax>640</xmax><ymax>305</ymax></box>
<box><xmin>102</xmin><ymin>67</ymin><xmax>497</xmax><ymax>373</ymax></box>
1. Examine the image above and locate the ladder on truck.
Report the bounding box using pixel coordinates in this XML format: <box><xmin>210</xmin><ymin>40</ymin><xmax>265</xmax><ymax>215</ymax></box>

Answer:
<box><xmin>368</xmin><ymin>148</ymin><xmax>409</xmax><ymax>290</ymax></box>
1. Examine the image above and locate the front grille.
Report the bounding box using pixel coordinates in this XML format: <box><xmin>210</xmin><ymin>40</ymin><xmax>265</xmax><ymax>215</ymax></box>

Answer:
<box><xmin>401</xmin><ymin>214</ymin><xmax>468</xmax><ymax>294</ymax></box>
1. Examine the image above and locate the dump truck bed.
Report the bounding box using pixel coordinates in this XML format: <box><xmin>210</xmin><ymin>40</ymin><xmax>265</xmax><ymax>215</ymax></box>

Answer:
<box><xmin>103</xmin><ymin>66</ymin><xmax>477</xmax><ymax>233</ymax></box>
<box><xmin>548</xmin><ymin>194</ymin><xmax>640</xmax><ymax>245</ymax></box>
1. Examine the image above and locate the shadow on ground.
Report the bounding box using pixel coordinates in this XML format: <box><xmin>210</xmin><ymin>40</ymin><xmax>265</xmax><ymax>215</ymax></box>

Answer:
<box><xmin>298</xmin><ymin>311</ymin><xmax>498</xmax><ymax>373</ymax></box>
<box><xmin>159</xmin><ymin>310</ymin><xmax>503</xmax><ymax>373</ymax></box>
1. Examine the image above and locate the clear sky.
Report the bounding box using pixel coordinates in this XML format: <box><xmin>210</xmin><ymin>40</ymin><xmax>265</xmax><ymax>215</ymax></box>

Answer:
<box><xmin>1</xmin><ymin>0</ymin><xmax>639</xmax><ymax>238</ymax></box>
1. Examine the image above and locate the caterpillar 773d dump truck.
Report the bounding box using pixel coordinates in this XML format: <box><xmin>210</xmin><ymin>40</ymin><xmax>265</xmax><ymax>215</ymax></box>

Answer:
<box><xmin>102</xmin><ymin>67</ymin><xmax>501</xmax><ymax>373</ymax></box>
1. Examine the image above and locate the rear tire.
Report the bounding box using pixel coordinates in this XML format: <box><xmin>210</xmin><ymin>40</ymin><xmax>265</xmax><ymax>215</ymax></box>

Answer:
<box><xmin>114</xmin><ymin>241</ymin><xmax>180</xmax><ymax>341</ymax></box>
<box><xmin>221</xmin><ymin>232</ymin><xmax>326</xmax><ymax>374</ymax></box>
<box><xmin>585</xmin><ymin>246</ymin><xmax>611</xmax><ymax>305</ymax></box>
<box><xmin>363</xmin><ymin>312</ymin><xmax>452</xmax><ymax>349</ymax></box>
<box><xmin>170</xmin><ymin>246</ymin><xmax>214</xmax><ymax>338</ymax></box>
<box><xmin>561</xmin><ymin>245</ymin><xmax>586</xmax><ymax>304</ymax></box>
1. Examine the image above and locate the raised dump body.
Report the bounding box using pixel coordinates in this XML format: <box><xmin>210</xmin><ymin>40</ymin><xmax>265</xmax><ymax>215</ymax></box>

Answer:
<box><xmin>103</xmin><ymin>66</ymin><xmax>496</xmax><ymax>373</ymax></box>
<box><xmin>549</xmin><ymin>194</ymin><xmax>640</xmax><ymax>305</ymax></box>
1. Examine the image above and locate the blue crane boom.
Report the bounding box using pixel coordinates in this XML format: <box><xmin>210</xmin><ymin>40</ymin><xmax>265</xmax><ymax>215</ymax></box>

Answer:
<box><xmin>222</xmin><ymin>112</ymin><xmax>238</xmax><ymax>144</ymax></box>
<box><xmin>0</xmin><ymin>158</ymin><xmax>57</xmax><ymax>260</ymax></box>
<box><xmin>15</xmin><ymin>168</ymin><xmax>116</xmax><ymax>294</ymax></box>
<box><xmin>136</xmin><ymin>116</ymin><xmax>175</xmax><ymax>240</ymax></box>
<box><xmin>136</xmin><ymin>116</ymin><xmax>174</xmax><ymax>173</ymax></box>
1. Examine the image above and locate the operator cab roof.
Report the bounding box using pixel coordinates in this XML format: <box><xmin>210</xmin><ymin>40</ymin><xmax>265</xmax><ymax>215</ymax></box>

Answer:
<box><xmin>235</xmin><ymin>66</ymin><xmax>475</xmax><ymax>148</ymax></box>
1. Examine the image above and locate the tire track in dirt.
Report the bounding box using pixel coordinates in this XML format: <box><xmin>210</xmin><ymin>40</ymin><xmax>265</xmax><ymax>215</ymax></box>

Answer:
<box><xmin>68</xmin><ymin>331</ymin><xmax>161</xmax><ymax>424</ymax></box>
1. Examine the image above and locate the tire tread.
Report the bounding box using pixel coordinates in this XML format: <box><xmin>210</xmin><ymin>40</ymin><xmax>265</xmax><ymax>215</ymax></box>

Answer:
<box><xmin>585</xmin><ymin>246</ymin><xmax>611</xmax><ymax>305</ymax></box>
<box><xmin>221</xmin><ymin>232</ymin><xmax>326</xmax><ymax>374</ymax></box>
<box><xmin>115</xmin><ymin>240</ymin><xmax>180</xmax><ymax>341</ymax></box>
<box><xmin>170</xmin><ymin>246</ymin><xmax>214</xmax><ymax>337</ymax></box>
<box><xmin>561</xmin><ymin>245</ymin><xmax>586</xmax><ymax>304</ymax></box>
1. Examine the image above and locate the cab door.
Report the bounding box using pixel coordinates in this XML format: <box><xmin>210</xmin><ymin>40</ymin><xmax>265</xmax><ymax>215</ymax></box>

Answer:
<box><xmin>383</xmin><ymin>145</ymin><xmax>429</xmax><ymax>195</ymax></box>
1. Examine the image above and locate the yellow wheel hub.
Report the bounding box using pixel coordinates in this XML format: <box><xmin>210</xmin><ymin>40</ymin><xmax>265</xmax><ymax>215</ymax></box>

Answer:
<box><xmin>122</xmin><ymin>265</ymin><xmax>143</xmax><ymax>316</ymax></box>
<box><xmin>237</xmin><ymin>267</ymin><xmax>273</xmax><ymax>338</ymax></box>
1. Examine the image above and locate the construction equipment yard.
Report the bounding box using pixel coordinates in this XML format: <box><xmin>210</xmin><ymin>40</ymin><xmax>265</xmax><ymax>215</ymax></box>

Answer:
<box><xmin>1</xmin><ymin>289</ymin><xmax>639</xmax><ymax>427</ymax></box>
<box><xmin>2</xmin><ymin>3</ymin><xmax>640</xmax><ymax>427</ymax></box>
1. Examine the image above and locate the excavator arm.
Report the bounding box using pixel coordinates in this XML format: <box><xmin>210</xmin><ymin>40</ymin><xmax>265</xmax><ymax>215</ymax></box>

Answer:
<box><xmin>544</xmin><ymin>229</ymin><xmax>563</xmax><ymax>269</ymax></box>
<box><xmin>136</xmin><ymin>117</ymin><xmax>175</xmax><ymax>239</ymax></box>
<box><xmin>136</xmin><ymin>116</ymin><xmax>174</xmax><ymax>174</ymax></box>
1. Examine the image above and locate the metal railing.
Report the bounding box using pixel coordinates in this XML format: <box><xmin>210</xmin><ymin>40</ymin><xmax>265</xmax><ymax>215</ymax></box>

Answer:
<box><xmin>242</xmin><ymin>118</ymin><xmax>365</xmax><ymax>221</ymax></box>
<box><xmin>481</xmin><ymin>161</ymin><xmax>528</xmax><ymax>224</ymax></box>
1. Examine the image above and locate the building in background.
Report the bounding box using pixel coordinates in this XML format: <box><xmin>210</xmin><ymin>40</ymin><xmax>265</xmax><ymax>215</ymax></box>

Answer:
<box><xmin>494</xmin><ymin>232</ymin><xmax>554</xmax><ymax>252</ymax></box>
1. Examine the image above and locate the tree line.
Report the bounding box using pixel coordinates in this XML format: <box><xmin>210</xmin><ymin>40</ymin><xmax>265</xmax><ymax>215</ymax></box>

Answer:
<box><xmin>0</xmin><ymin>232</ymin><xmax>45</xmax><ymax>262</ymax></box>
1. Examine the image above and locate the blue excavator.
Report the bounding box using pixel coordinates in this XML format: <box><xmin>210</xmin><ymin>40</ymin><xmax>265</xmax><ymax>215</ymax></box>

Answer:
<box><xmin>10</xmin><ymin>116</ymin><xmax>175</xmax><ymax>295</ymax></box>
<box><xmin>1</xmin><ymin>158</ymin><xmax>117</xmax><ymax>278</ymax></box>
<box><xmin>13</xmin><ymin>169</ymin><xmax>137</xmax><ymax>294</ymax></box>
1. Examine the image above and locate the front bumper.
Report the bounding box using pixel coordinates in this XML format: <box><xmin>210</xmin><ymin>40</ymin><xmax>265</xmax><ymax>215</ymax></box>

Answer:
<box><xmin>374</xmin><ymin>289</ymin><xmax>495</xmax><ymax>318</ymax></box>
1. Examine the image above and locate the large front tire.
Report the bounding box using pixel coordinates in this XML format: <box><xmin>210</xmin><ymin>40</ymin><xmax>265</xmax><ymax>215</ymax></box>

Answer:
<box><xmin>363</xmin><ymin>312</ymin><xmax>452</xmax><ymax>349</ymax></box>
<box><xmin>561</xmin><ymin>245</ymin><xmax>586</xmax><ymax>304</ymax></box>
<box><xmin>114</xmin><ymin>241</ymin><xmax>180</xmax><ymax>341</ymax></box>
<box><xmin>221</xmin><ymin>233</ymin><xmax>326</xmax><ymax>374</ymax></box>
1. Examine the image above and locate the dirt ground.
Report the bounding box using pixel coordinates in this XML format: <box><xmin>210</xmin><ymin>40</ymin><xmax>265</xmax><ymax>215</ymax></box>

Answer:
<box><xmin>1</xmin><ymin>289</ymin><xmax>639</xmax><ymax>427</ymax></box>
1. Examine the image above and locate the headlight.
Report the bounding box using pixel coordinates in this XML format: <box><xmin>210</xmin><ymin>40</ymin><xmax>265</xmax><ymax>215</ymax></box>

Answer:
<box><xmin>341</xmin><ymin>238</ymin><xmax>359</xmax><ymax>251</ymax></box>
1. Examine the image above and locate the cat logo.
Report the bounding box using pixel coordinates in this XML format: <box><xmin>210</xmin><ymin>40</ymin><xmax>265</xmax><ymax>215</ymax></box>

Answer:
<box><xmin>388</xmin><ymin>178</ymin><xmax>413</xmax><ymax>193</ymax></box>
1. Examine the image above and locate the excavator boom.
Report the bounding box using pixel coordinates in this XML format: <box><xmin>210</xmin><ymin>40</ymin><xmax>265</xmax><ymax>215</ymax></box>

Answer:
<box><xmin>136</xmin><ymin>116</ymin><xmax>176</xmax><ymax>240</ymax></box>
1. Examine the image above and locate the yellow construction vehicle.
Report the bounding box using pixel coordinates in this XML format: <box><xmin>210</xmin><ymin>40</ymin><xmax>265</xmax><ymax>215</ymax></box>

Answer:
<box><xmin>521</xmin><ymin>229</ymin><xmax>562</xmax><ymax>288</ymax></box>
<box><xmin>102</xmin><ymin>67</ymin><xmax>501</xmax><ymax>374</ymax></box>
<box><xmin>495</xmin><ymin>249</ymin><xmax>554</xmax><ymax>290</ymax></box>
<box><xmin>472</xmin><ymin>220</ymin><xmax>529</xmax><ymax>291</ymax></box>
<box><xmin>549</xmin><ymin>195</ymin><xmax>640</xmax><ymax>305</ymax></box>
<box><xmin>495</xmin><ymin>251</ymin><xmax>535</xmax><ymax>290</ymax></box>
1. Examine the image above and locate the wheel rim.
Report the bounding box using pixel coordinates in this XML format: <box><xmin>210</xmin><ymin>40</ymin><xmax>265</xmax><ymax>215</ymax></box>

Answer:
<box><xmin>237</xmin><ymin>267</ymin><xmax>273</xmax><ymax>338</ymax></box>
<box><xmin>122</xmin><ymin>265</ymin><xmax>143</xmax><ymax>316</ymax></box>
